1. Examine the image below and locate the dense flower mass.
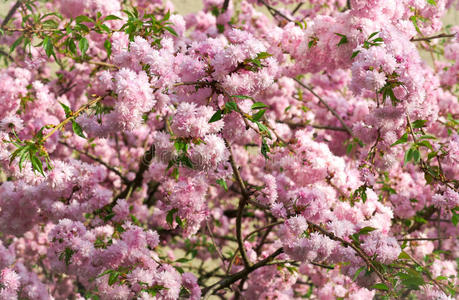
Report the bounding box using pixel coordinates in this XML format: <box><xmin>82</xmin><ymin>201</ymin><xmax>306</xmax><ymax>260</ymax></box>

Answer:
<box><xmin>0</xmin><ymin>0</ymin><xmax>458</xmax><ymax>299</ymax></box>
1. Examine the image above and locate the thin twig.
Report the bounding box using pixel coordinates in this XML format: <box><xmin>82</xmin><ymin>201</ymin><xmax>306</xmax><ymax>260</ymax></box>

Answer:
<box><xmin>203</xmin><ymin>248</ymin><xmax>284</xmax><ymax>299</ymax></box>
<box><xmin>294</xmin><ymin>78</ymin><xmax>355</xmax><ymax>138</ymax></box>
<box><xmin>1</xmin><ymin>1</ymin><xmax>21</xmax><ymax>28</ymax></box>
<box><xmin>59</xmin><ymin>141</ymin><xmax>128</xmax><ymax>183</ymax></box>
<box><xmin>410</xmin><ymin>33</ymin><xmax>455</xmax><ymax>42</ymax></box>
<box><xmin>225</xmin><ymin>139</ymin><xmax>251</xmax><ymax>269</ymax></box>
<box><xmin>291</xmin><ymin>3</ymin><xmax>303</xmax><ymax>15</ymax></box>
<box><xmin>206</xmin><ymin>221</ymin><xmax>227</xmax><ymax>267</ymax></box>
<box><xmin>222</xmin><ymin>0</ymin><xmax>230</xmax><ymax>12</ymax></box>
<box><xmin>398</xmin><ymin>237</ymin><xmax>451</xmax><ymax>242</ymax></box>
<box><xmin>258</xmin><ymin>0</ymin><xmax>293</xmax><ymax>22</ymax></box>
<box><xmin>307</xmin><ymin>222</ymin><xmax>393</xmax><ymax>292</ymax></box>
<box><xmin>43</xmin><ymin>95</ymin><xmax>103</xmax><ymax>141</ymax></box>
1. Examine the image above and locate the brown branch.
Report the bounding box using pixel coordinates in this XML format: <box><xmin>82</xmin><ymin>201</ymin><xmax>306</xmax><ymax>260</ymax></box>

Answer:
<box><xmin>258</xmin><ymin>0</ymin><xmax>293</xmax><ymax>22</ymax></box>
<box><xmin>59</xmin><ymin>141</ymin><xmax>128</xmax><ymax>183</ymax></box>
<box><xmin>1</xmin><ymin>1</ymin><xmax>21</xmax><ymax>28</ymax></box>
<box><xmin>111</xmin><ymin>143</ymin><xmax>155</xmax><ymax>206</ymax></box>
<box><xmin>307</xmin><ymin>221</ymin><xmax>392</xmax><ymax>292</ymax></box>
<box><xmin>203</xmin><ymin>248</ymin><xmax>284</xmax><ymax>299</ymax></box>
<box><xmin>398</xmin><ymin>237</ymin><xmax>450</xmax><ymax>242</ymax></box>
<box><xmin>225</xmin><ymin>139</ymin><xmax>251</xmax><ymax>269</ymax></box>
<box><xmin>43</xmin><ymin>95</ymin><xmax>103</xmax><ymax>141</ymax></box>
<box><xmin>222</xmin><ymin>0</ymin><xmax>230</xmax><ymax>12</ymax></box>
<box><xmin>291</xmin><ymin>3</ymin><xmax>304</xmax><ymax>15</ymax></box>
<box><xmin>294</xmin><ymin>78</ymin><xmax>355</xmax><ymax>138</ymax></box>
<box><xmin>410</xmin><ymin>33</ymin><xmax>455</xmax><ymax>42</ymax></box>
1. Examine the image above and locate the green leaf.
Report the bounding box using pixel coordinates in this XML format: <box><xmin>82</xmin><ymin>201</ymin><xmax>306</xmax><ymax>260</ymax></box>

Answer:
<box><xmin>412</xmin><ymin>149</ymin><xmax>421</xmax><ymax>163</ymax></box>
<box><xmin>452</xmin><ymin>212</ymin><xmax>459</xmax><ymax>226</ymax></box>
<box><xmin>176</xmin><ymin>215</ymin><xmax>184</xmax><ymax>228</ymax></box>
<box><xmin>252</xmin><ymin>109</ymin><xmax>266</xmax><ymax>122</ymax></box>
<box><xmin>43</xmin><ymin>36</ymin><xmax>54</xmax><ymax>58</ymax></box>
<box><xmin>391</xmin><ymin>133</ymin><xmax>408</xmax><ymax>146</ymax></box>
<box><xmin>351</xmin><ymin>50</ymin><xmax>360</xmax><ymax>59</ymax></box>
<box><xmin>404</xmin><ymin>148</ymin><xmax>414</xmax><ymax>164</ymax></box>
<box><xmin>59</xmin><ymin>102</ymin><xmax>72</xmax><ymax>117</ymax></box>
<box><xmin>216</xmin><ymin>178</ymin><xmax>228</xmax><ymax>191</ymax></box>
<box><xmin>104</xmin><ymin>15</ymin><xmax>122</xmax><ymax>21</ymax></box>
<box><xmin>358</xmin><ymin>226</ymin><xmax>377</xmax><ymax>235</ymax></box>
<box><xmin>416</xmin><ymin>140</ymin><xmax>433</xmax><ymax>150</ymax></box>
<box><xmin>368</xmin><ymin>31</ymin><xmax>379</xmax><ymax>40</ymax></box>
<box><xmin>256</xmin><ymin>52</ymin><xmax>272</xmax><ymax>59</ymax></box>
<box><xmin>427</xmin><ymin>0</ymin><xmax>437</xmax><ymax>5</ymax></box>
<box><xmin>335</xmin><ymin>33</ymin><xmax>348</xmax><ymax>46</ymax></box>
<box><xmin>251</xmin><ymin>102</ymin><xmax>269</xmax><ymax>110</ymax></box>
<box><xmin>412</xmin><ymin>119</ymin><xmax>427</xmax><ymax>128</ymax></box>
<box><xmin>166</xmin><ymin>208</ymin><xmax>178</xmax><ymax>226</ymax></box>
<box><xmin>419</xmin><ymin>134</ymin><xmax>436</xmax><ymax>140</ymax></box>
<box><xmin>261</xmin><ymin>138</ymin><xmax>270</xmax><ymax>159</ymax></box>
<box><xmin>231</xmin><ymin>95</ymin><xmax>253</xmax><ymax>100</ymax></box>
<box><xmin>175</xmin><ymin>257</ymin><xmax>190</xmax><ymax>263</ymax></box>
<box><xmin>78</xmin><ymin>37</ymin><xmax>89</xmax><ymax>56</ymax></box>
<box><xmin>164</xmin><ymin>26</ymin><xmax>178</xmax><ymax>36</ymax></box>
<box><xmin>10</xmin><ymin>35</ymin><xmax>24</xmax><ymax>53</ymax></box>
<box><xmin>209</xmin><ymin>110</ymin><xmax>223</xmax><ymax>123</ymax></box>
<box><xmin>225</xmin><ymin>101</ymin><xmax>238</xmax><ymax>112</ymax></box>
<box><xmin>108</xmin><ymin>271</ymin><xmax>119</xmax><ymax>286</ymax></box>
<box><xmin>72</xmin><ymin>120</ymin><xmax>86</xmax><ymax>139</ymax></box>
<box><xmin>256</xmin><ymin>122</ymin><xmax>271</xmax><ymax>139</ymax></box>
<box><xmin>398</xmin><ymin>251</ymin><xmax>411</xmax><ymax>260</ymax></box>
<box><xmin>371</xmin><ymin>283</ymin><xmax>389</xmax><ymax>291</ymax></box>
<box><xmin>353</xmin><ymin>266</ymin><xmax>366</xmax><ymax>281</ymax></box>
<box><xmin>68</xmin><ymin>39</ymin><xmax>77</xmax><ymax>55</ymax></box>
<box><xmin>75</xmin><ymin>15</ymin><xmax>94</xmax><ymax>23</ymax></box>
<box><xmin>104</xmin><ymin>39</ymin><xmax>112</xmax><ymax>58</ymax></box>
<box><xmin>30</xmin><ymin>154</ymin><xmax>45</xmax><ymax>176</ymax></box>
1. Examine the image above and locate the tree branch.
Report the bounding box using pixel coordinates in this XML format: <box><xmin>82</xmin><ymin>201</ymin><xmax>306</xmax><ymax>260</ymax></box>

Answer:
<box><xmin>225</xmin><ymin>139</ymin><xmax>251</xmax><ymax>269</ymax></box>
<box><xmin>1</xmin><ymin>1</ymin><xmax>21</xmax><ymax>28</ymax></box>
<box><xmin>294</xmin><ymin>78</ymin><xmax>355</xmax><ymax>138</ymax></box>
<box><xmin>410</xmin><ymin>33</ymin><xmax>455</xmax><ymax>42</ymax></box>
<box><xmin>203</xmin><ymin>248</ymin><xmax>284</xmax><ymax>299</ymax></box>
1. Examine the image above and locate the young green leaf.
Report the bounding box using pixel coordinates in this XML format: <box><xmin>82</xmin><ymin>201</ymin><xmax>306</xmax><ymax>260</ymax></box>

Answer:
<box><xmin>371</xmin><ymin>283</ymin><xmax>389</xmax><ymax>291</ymax></box>
<box><xmin>251</xmin><ymin>109</ymin><xmax>266</xmax><ymax>122</ymax></box>
<box><xmin>75</xmin><ymin>15</ymin><xmax>94</xmax><ymax>24</ymax></box>
<box><xmin>209</xmin><ymin>110</ymin><xmax>223</xmax><ymax>123</ymax></box>
<box><xmin>104</xmin><ymin>39</ymin><xmax>112</xmax><ymax>58</ymax></box>
<box><xmin>251</xmin><ymin>102</ymin><xmax>269</xmax><ymax>110</ymax></box>
<box><xmin>166</xmin><ymin>208</ymin><xmax>178</xmax><ymax>226</ymax></box>
<box><xmin>412</xmin><ymin>119</ymin><xmax>427</xmax><ymax>128</ymax></box>
<box><xmin>72</xmin><ymin>121</ymin><xmax>86</xmax><ymax>139</ymax></box>
<box><xmin>60</xmin><ymin>102</ymin><xmax>72</xmax><ymax>117</ymax></box>
<box><xmin>104</xmin><ymin>15</ymin><xmax>122</xmax><ymax>21</ymax></box>
<box><xmin>216</xmin><ymin>178</ymin><xmax>228</xmax><ymax>191</ymax></box>
<box><xmin>225</xmin><ymin>101</ymin><xmax>238</xmax><ymax>112</ymax></box>
<box><xmin>391</xmin><ymin>133</ymin><xmax>408</xmax><ymax>146</ymax></box>
<box><xmin>78</xmin><ymin>37</ymin><xmax>89</xmax><ymax>56</ymax></box>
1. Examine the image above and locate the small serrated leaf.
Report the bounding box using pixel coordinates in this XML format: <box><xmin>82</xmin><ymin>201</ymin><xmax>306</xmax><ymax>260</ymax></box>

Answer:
<box><xmin>252</xmin><ymin>109</ymin><xmax>266</xmax><ymax>122</ymax></box>
<box><xmin>75</xmin><ymin>15</ymin><xmax>94</xmax><ymax>24</ymax></box>
<box><xmin>78</xmin><ymin>37</ymin><xmax>89</xmax><ymax>56</ymax></box>
<box><xmin>209</xmin><ymin>110</ymin><xmax>223</xmax><ymax>123</ymax></box>
<box><xmin>391</xmin><ymin>133</ymin><xmax>408</xmax><ymax>146</ymax></box>
<box><xmin>371</xmin><ymin>283</ymin><xmax>389</xmax><ymax>291</ymax></box>
<box><xmin>72</xmin><ymin>120</ymin><xmax>86</xmax><ymax>139</ymax></box>
<box><xmin>216</xmin><ymin>178</ymin><xmax>228</xmax><ymax>191</ymax></box>
<box><xmin>251</xmin><ymin>102</ymin><xmax>269</xmax><ymax>110</ymax></box>
<box><xmin>104</xmin><ymin>15</ymin><xmax>122</xmax><ymax>21</ymax></box>
<box><xmin>59</xmin><ymin>102</ymin><xmax>72</xmax><ymax>117</ymax></box>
